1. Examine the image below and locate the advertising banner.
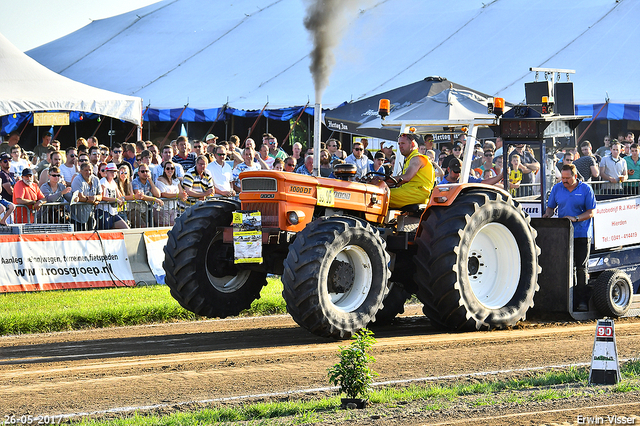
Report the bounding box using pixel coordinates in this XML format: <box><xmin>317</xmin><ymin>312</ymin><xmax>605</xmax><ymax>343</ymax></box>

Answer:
<box><xmin>0</xmin><ymin>232</ymin><xmax>135</xmax><ymax>292</ymax></box>
<box><xmin>593</xmin><ymin>197</ymin><xmax>640</xmax><ymax>250</ymax></box>
<box><xmin>143</xmin><ymin>229</ymin><xmax>168</xmax><ymax>284</ymax></box>
<box><xmin>232</xmin><ymin>211</ymin><xmax>262</xmax><ymax>264</ymax></box>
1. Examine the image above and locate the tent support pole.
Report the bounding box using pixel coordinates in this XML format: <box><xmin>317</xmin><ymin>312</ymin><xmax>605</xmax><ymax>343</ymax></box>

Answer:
<box><xmin>53</xmin><ymin>126</ymin><xmax>63</xmax><ymax>141</ymax></box>
<box><xmin>576</xmin><ymin>101</ymin><xmax>608</xmax><ymax>145</ymax></box>
<box><xmin>202</xmin><ymin>104</ymin><xmax>228</xmax><ymax>140</ymax></box>
<box><xmin>18</xmin><ymin>113</ymin><xmax>32</xmax><ymax>137</ymax></box>
<box><xmin>160</xmin><ymin>103</ymin><xmax>189</xmax><ymax>146</ymax></box>
<box><xmin>245</xmin><ymin>102</ymin><xmax>269</xmax><ymax>144</ymax></box>
<box><xmin>91</xmin><ymin>117</ymin><xmax>105</xmax><ymax>137</ymax></box>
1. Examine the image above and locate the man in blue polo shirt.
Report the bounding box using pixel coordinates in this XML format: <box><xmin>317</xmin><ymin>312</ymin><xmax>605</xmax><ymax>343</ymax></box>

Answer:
<box><xmin>543</xmin><ymin>163</ymin><xmax>596</xmax><ymax>311</ymax></box>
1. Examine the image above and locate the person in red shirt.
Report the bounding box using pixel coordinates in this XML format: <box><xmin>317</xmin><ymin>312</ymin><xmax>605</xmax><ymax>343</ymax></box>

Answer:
<box><xmin>13</xmin><ymin>168</ymin><xmax>45</xmax><ymax>223</ymax></box>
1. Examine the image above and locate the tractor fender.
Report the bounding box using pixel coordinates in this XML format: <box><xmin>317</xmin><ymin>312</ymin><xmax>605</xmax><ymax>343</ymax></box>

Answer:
<box><xmin>417</xmin><ymin>183</ymin><xmax>512</xmax><ymax>238</ymax></box>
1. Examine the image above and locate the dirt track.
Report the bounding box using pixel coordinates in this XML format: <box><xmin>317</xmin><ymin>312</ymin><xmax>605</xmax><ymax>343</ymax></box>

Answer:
<box><xmin>1</xmin><ymin>307</ymin><xmax>640</xmax><ymax>424</ymax></box>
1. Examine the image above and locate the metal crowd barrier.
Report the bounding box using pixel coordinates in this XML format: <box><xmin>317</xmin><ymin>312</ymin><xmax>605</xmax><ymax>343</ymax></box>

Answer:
<box><xmin>585</xmin><ymin>179</ymin><xmax>640</xmax><ymax>197</ymax></box>
<box><xmin>511</xmin><ymin>179</ymin><xmax>640</xmax><ymax>207</ymax></box>
<box><xmin>10</xmin><ymin>198</ymin><xmax>188</xmax><ymax>231</ymax></box>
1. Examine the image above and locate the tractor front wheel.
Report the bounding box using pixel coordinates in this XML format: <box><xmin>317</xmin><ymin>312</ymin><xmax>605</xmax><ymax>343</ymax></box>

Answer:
<box><xmin>163</xmin><ymin>200</ymin><xmax>267</xmax><ymax>318</ymax></box>
<box><xmin>282</xmin><ymin>216</ymin><xmax>390</xmax><ymax>339</ymax></box>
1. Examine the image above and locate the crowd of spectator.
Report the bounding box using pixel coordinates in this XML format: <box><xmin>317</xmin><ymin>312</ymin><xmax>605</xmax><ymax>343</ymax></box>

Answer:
<box><xmin>430</xmin><ymin>131</ymin><xmax>640</xmax><ymax>197</ymax></box>
<box><xmin>1</xmin><ymin>129</ymin><xmax>638</xmax><ymax>231</ymax></box>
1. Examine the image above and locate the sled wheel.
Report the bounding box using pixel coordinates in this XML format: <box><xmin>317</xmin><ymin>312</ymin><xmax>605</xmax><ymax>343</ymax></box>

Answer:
<box><xmin>593</xmin><ymin>269</ymin><xmax>633</xmax><ymax>317</ymax></box>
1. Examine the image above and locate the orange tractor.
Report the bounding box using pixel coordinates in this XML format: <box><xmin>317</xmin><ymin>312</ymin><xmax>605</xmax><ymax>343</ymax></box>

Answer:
<box><xmin>163</xmin><ymin>112</ymin><xmax>543</xmax><ymax>339</ymax></box>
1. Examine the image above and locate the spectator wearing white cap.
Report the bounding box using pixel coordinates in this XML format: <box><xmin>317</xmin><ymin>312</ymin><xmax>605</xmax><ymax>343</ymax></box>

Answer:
<box><xmin>381</xmin><ymin>141</ymin><xmax>395</xmax><ymax>160</ymax></box>
<box><xmin>97</xmin><ymin>163</ymin><xmax>129</xmax><ymax>230</ymax></box>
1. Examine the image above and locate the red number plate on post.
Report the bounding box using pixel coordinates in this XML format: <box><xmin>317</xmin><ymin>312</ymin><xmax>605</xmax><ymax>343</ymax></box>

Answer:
<box><xmin>596</xmin><ymin>326</ymin><xmax>613</xmax><ymax>337</ymax></box>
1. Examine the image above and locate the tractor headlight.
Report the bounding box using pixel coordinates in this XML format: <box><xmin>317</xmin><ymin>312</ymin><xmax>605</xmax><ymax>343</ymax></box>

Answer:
<box><xmin>287</xmin><ymin>210</ymin><xmax>305</xmax><ymax>225</ymax></box>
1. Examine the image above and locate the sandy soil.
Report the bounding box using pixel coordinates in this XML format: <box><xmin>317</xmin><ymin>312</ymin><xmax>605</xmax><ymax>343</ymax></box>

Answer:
<box><xmin>1</xmin><ymin>307</ymin><xmax>639</xmax><ymax>424</ymax></box>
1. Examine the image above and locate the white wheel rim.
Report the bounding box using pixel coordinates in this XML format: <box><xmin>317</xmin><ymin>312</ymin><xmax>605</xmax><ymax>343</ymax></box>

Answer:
<box><xmin>207</xmin><ymin>269</ymin><xmax>251</xmax><ymax>293</ymax></box>
<box><xmin>611</xmin><ymin>279</ymin><xmax>631</xmax><ymax>308</ymax></box>
<box><xmin>328</xmin><ymin>245</ymin><xmax>372</xmax><ymax>312</ymax></box>
<box><xmin>467</xmin><ymin>223</ymin><xmax>521</xmax><ymax>309</ymax></box>
<box><xmin>205</xmin><ymin>234</ymin><xmax>251</xmax><ymax>293</ymax></box>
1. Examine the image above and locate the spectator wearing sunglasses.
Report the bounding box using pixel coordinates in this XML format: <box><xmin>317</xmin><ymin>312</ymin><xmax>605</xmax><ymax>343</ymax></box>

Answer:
<box><xmin>41</xmin><ymin>165</ymin><xmax>72</xmax><ymax>203</ymax></box>
<box><xmin>263</xmin><ymin>133</ymin><xmax>287</xmax><ymax>162</ymax></box>
<box><xmin>206</xmin><ymin>146</ymin><xmax>235</xmax><ymax>197</ymax></box>
<box><xmin>13</xmin><ymin>168</ymin><xmax>45</xmax><ymax>224</ymax></box>
<box><xmin>441</xmin><ymin>142</ymin><xmax>464</xmax><ymax>170</ymax></box>
<box><xmin>40</xmin><ymin>165</ymin><xmax>73</xmax><ymax>224</ymax></box>
<box><xmin>153</xmin><ymin>145</ymin><xmax>184</xmax><ymax>183</ymax></box>
<box><xmin>110</xmin><ymin>143</ymin><xmax>124</xmax><ymax>165</ymax></box>
<box><xmin>474</xmin><ymin>150</ymin><xmax>497</xmax><ymax>178</ymax></box>
<box><xmin>283</xmin><ymin>157</ymin><xmax>296</xmax><ymax>173</ymax></box>
<box><xmin>345</xmin><ymin>141</ymin><xmax>373</xmax><ymax>179</ymax></box>
<box><xmin>60</xmin><ymin>147</ymin><xmax>79</xmax><ymax>184</ymax></box>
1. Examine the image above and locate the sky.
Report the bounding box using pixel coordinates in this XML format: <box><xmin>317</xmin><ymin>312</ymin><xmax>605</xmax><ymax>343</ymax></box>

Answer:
<box><xmin>0</xmin><ymin>0</ymin><xmax>162</xmax><ymax>52</ymax></box>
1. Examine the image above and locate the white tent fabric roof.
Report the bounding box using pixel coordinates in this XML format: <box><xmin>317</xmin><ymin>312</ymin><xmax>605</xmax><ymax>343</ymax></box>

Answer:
<box><xmin>361</xmin><ymin>88</ymin><xmax>496</xmax><ymax>134</ymax></box>
<box><xmin>26</xmin><ymin>0</ymin><xmax>640</xmax><ymax>111</ymax></box>
<box><xmin>0</xmin><ymin>33</ymin><xmax>143</xmax><ymax>126</ymax></box>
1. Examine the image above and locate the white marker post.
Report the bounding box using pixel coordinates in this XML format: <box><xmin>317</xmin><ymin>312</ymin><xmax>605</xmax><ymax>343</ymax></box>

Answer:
<box><xmin>588</xmin><ymin>319</ymin><xmax>621</xmax><ymax>385</ymax></box>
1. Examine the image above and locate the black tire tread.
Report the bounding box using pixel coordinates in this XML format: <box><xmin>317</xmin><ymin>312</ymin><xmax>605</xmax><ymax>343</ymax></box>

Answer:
<box><xmin>593</xmin><ymin>269</ymin><xmax>633</xmax><ymax>317</ymax></box>
<box><xmin>163</xmin><ymin>200</ymin><xmax>267</xmax><ymax>318</ymax></box>
<box><xmin>414</xmin><ymin>189</ymin><xmax>541</xmax><ymax>331</ymax></box>
<box><xmin>282</xmin><ymin>216</ymin><xmax>390</xmax><ymax>339</ymax></box>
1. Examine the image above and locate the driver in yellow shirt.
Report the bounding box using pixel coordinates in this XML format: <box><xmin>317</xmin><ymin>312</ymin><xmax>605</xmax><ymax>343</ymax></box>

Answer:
<box><xmin>388</xmin><ymin>133</ymin><xmax>435</xmax><ymax>209</ymax></box>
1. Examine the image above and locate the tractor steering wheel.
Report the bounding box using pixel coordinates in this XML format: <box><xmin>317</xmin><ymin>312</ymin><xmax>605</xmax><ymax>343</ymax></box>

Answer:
<box><xmin>361</xmin><ymin>171</ymin><xmax>399</xmax><ymax>187</ymax></box>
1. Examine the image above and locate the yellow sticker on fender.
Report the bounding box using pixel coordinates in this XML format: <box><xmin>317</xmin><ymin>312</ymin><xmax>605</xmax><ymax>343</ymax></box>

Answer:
<box><xmin>317</xmin><ymin>186</ymin><xmax>335</xmax><ymax>207</ymax></box>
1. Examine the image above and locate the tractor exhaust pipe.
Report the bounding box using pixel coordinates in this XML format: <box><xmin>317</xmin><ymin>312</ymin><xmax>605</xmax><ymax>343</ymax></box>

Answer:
<box><xmin>313</xmin><ymin>101</ymin><xmax>321</xmax><ymax>176</ymax></box>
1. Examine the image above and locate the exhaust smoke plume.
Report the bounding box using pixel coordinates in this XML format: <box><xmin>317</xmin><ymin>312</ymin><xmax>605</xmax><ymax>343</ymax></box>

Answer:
<box><xmin>304</xmin><ymin>0</ymin><xmax>362</xmax><ymax>103</ymax></box>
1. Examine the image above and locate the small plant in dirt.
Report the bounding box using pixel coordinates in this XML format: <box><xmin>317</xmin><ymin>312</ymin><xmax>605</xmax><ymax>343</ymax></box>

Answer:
<box><xmin>327</xmin><ymin>328</ymin><xmax>379</xmax><ymax>404</ymax></box>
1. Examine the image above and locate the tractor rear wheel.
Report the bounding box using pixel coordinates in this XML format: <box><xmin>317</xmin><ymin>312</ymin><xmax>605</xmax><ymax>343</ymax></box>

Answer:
<box><xmin>283</xmin><ymin>216</ymin><xmax>390</xmax><ymax>339</ymax></box>
<box><xmin>369</xmin><ymin>283</ymin><xmax>411</xmax><ymax>326</ymax></box>
<box><xmin>163</xmin><ymin>199</ymin><xmax>267</xmax><ymax>318</ymax></box>
<box><xmin>414</xmin><ymin>189</ymin><xmax>540</xmax><ymax>331</ymax></box>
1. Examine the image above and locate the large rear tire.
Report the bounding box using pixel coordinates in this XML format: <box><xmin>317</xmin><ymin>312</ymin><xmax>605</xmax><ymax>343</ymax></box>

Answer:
<box><xmin>163</xmin><ymin>199</ymin><xmax>267</xmax><ymax>318</ymax></box>
<box><xmin>593</xmin><ymin>269</ymin><xmax>633</xmax><ymax>317</ymax></box>
<box><xmin>369</xmin><ymin>283</ymin><xmax>411</xmax><ymax>326</ymax></box>
<box><xmin>282</xmin><ymin>216</ymin><xmax>390</xmax><ymax>339</ymax></box>
<box><xmin>414</xmin><ymin>189</ymin><xmax>540</xmax><ymax>331</ymax></box>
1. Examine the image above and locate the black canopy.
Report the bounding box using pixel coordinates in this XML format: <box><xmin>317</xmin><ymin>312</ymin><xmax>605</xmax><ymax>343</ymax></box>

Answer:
<box><xmin>323</xmin><ymin>76</ymin><xmax>493</xmax><ymax>140</ymax></box>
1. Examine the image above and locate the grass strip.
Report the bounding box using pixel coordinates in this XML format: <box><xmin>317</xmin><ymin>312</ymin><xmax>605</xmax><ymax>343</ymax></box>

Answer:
<box><xmin>77</xmin><ymin>360</ymin><xmax>640</xmax><ymax>426</ymax></box>
<box><xmin>0</xmin><ymin>277</ymin><xmax>286</xmax><ymax>335</ymax></box>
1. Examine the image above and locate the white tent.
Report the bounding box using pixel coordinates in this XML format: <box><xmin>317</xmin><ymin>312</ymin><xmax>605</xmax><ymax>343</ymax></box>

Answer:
<box><xmin>25</xmin><ymin>0</ymin><xmax>640</xmax><ymax>115</ymax></box>
<box><xmin>0</xmin><ymin>33</ymin><xmax>142</xmax><ymax>126</ymax></box>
